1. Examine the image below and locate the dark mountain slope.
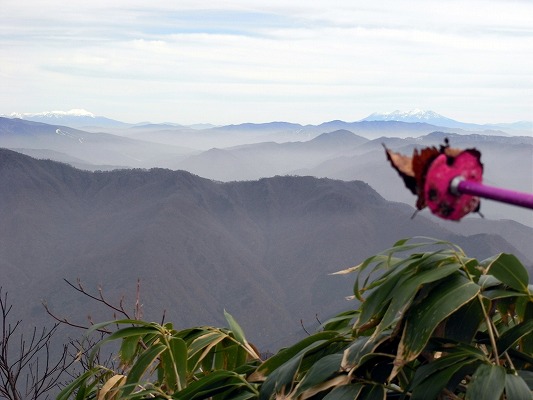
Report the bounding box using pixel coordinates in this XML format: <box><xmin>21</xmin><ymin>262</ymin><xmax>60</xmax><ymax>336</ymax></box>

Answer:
<box><xmin>0</xmin><ymin>148</ymin><xmax>529</xmax><ymax>351</ymax></box>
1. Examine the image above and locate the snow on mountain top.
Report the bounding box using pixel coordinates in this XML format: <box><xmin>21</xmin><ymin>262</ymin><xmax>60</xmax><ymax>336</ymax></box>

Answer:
<box><xmin>9</xmin><ymin>109</ymin><xmax>96</xmax><ymax>118</ymax></box>
<box><xmin>364</xmin><ymin>109</ymin><xmax>451</xmax><ymax>122</ymax></box>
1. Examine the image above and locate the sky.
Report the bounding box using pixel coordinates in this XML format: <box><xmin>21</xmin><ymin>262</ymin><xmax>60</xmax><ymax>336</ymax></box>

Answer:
<box><xmin>1</xmin><ymin>0</ymin><xmax>532</xmax><ymax>125</ymax></box>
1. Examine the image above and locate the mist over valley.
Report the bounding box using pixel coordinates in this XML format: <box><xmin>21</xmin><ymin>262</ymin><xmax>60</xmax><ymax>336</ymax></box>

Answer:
<box><xmin>0</xmin><ymin>110</ymin><xmax>532</xmax><ymax>351</ymax></box>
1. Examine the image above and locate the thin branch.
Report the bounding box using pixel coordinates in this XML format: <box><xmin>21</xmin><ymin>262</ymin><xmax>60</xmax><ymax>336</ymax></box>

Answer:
<box><xmin>0</xmin><ymin>287</ymin><xmax>72</xmax><ymax>399</ymax></box>
<box><xmin>300</xmin><ymin>319</ymin><xmax>311</xmax><ymax>336</ymax></box>
<box><xmin>64</xmin><ymin>279</ymin><xmax>132</xmax><ymax>320</ymax></box>
<box><xmin>41</xmin><ymin>301</ymin><xmax>111</xmax><ymax>334</ymax></box>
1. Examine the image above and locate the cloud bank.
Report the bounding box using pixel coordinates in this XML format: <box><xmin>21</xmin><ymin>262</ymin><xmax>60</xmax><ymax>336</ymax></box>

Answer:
<box><xmin>1</xmin><ymin>0</ymin><xmax>531</xmax><ymax>124</ymax></box>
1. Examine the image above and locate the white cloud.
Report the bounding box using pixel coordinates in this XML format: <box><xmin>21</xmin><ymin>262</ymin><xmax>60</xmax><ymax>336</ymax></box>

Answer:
<box><xmin>1</xmin><ymin>0</ymin><xmax>531</xmax><ymax>124</ymax></box>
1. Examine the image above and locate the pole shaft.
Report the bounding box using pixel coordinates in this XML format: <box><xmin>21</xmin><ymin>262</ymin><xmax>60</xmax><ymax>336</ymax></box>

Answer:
<box><xmin>456</xmin><ymin>180</ymin><xmax>533</xmax><ymax>210</ymax></box>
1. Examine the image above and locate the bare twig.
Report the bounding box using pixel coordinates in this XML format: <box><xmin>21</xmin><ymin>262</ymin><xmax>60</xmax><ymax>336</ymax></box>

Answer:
<box><xmin>300</xmin><ymin>319</ymin><xmax>311</xmax><ymax>336</ymax></box>
<box><xmin>0</xmin><ymin>287</ymin><xmax>72</xmax><ymax>399</ymax></box>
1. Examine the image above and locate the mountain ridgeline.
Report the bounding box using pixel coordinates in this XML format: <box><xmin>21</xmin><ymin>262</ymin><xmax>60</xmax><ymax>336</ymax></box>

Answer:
<box><xmin>0</xmin><ymin>148</ymin><xmax>531</xmax><ymax>350</ymax></box>
<box><xmin>1</xmin><ymin>116</ymin><xmax>531</xmax><ymax>226</ymax></box>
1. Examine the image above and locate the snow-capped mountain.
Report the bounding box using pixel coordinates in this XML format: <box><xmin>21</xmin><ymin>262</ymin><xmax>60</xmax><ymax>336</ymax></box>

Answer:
<box><xmin>4</xmin><ymin>109</ymin><xmax>126</xmax><ymax>128</ymax></box>
<box><xmin>9</xmin><ymin>109</ymin><xmax>95</xmax><ymax>119</ymax></box>
<box><xmin>361</xmin><ymin>109</ymin><xmax>458</xmax><ymax>125</ymax></box>
<box><xmin>359</xmin><ymin>109</ymin><xmax>526</xmax><ymax>134</ymax></box>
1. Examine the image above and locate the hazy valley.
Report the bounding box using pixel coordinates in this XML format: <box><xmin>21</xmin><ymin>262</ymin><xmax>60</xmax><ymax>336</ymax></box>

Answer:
<box><xmin>1</xmin><ymin>112</ymin><xmax>531</xmax><ymax>225</ymax></box>
<box><xmin>0</xmin><ymin>110</ymin><xmax>532</xmax><ymax>351</ymax></box>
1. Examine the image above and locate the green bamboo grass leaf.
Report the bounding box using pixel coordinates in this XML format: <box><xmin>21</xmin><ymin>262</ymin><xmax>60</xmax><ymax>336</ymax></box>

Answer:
<box><xmin>410</xmin><ymin>353</ymin><xmax>481</xmax><ymax>400</ymax></box>
<box><xmin>174</xmin><ymin>327</ymin><xmax>207</xmax><ymax>343</ymax></box>
<box><xmin>74</xmin><ymin>383</ymin><xmax>87</xmax><ymax>400</ymax></box>
<box><xmin>122</xmin><ymin>343</ymin><xmax>167</xmax><ymax>397</ymax></box>
<box><xmin>411</xmin><ymin>352</ymin><xmax>471</xmax><ymax>385</ymax></box>
<box><xmin>356</xmin><ymin>273</ymin><xmax>400</xmax><ymax>329</ymax></box>
<box><xmin>388</xmin><ymin>237</ymin><xmax>461</xmax><ymax>254</ymax></box>
<box><xmin>119</xmin><ymin>387</ymin><xmax>167</xmax><ymax>399</ymax></box>
<box><xmin>427</xmin><ymin>338</ymin><xmax>488</xmax><ymax>359</ymax></box>
<box><xmin>212</xmin><ymin>342</ymin><xmax>227</xmax><ymax>370</ymax></box>
<box><xmin>87</xmin><ymin>319</ymin><xmax>160</xmax><ymax>335</ymax></box>
<box><xmin>478</xmin><ymin>275</ymin><xmax>503</xmax><ymax>290</ymax></box>
<box><xmin>520</xmin><ymin>301</ymin><xmax>533</xmax><ymax>354</ymax></box>
<box><xmin>505</xmin><ymin>373</ymin><xmax>532</xmax><ymax>400</ymax></box>
<box><xmin>349</xmin><ymin>242</ymin><xmax>441</xmax><ymax>298</ymax></box>
<box><xmin>351</xmin><ymin>238</ymin><xmax>465</xmax><ymax>294</ymax></box>
<box><xmin>518</xmin><ymin>371</ymin><xmax>533</xmax><ymax>390</ymax></box>
<box><xmin>224</xmin><ymin>310</ymin><xmax>246</xmax><ymax>345</ymax></box>
<box><xmin>160</xmin><ymin>349</ymin><xmax>177</xmax><ymax>392</ymax></box>
<box><xmin>293</xmin><ymin>354</ymin><xmax>343</xmax><ymax>397</ymax></box>
<box><xmin>515</xmin><ymin>297</ymin><xmax>533</xmax><ymax>321</ymax></box>
<box><xmin>497</xmin><ymin>319</ymin><xmax>533</xmax><ymax>354</ymax></box>
<box><xmin>258</xmin><ymin>344</ymin><xmax>319</xmax><ymax>400</ymax></box>
<box><xmin>219</xmin><ymin>343</ymin><xmax>248</xmax><ymax>371</ymax></box>
<box><xmin>393</xmin><ymin>274</ymin><xmax>480</xmax><ymax>376</ymax></box>
<box><xmin>172</xmin><ymin>370</ymin><xmax>256</xmax><ymax>400</ymax></box>
<box><xmin>223</xmin><ymin>392</ymin><xmax>258</xmax><ymax>400</ymax></box>
<box><xmin>445</xmin><ymin>299</ymin><xmax>485</xmax><ymax>343</ymax></box>
<box><xmin>252</xmin><ymin>331</ymin><xmax>338</xmax><ymax>379</ymax></box>
<box><xmin>161</xmin><ymin>336</ymin><xmax>187</xmax><ymax>391</ymax></box>
<box><xmin>322</xmin><ymin>310</ymin><xmax>359</xmax><ymax>332</ymax></box>
<box><xmin>354</xmin><ymin>255</ymin><xmax>426</xmax><ymax>326</ymax></box>
<box><xmin>482</xmin><ymin>288</ymin><xmax>528</xmax><ymax>300</ymax></box>
<box><xmin>483</xmin><ymin>253</ymin><xmax>529</xmax><ymax>293</ymax></box>
<box><xmin>415</xmin><ymin>251</ymin><xmax>459</xmax><ymax>270</ymax></box>
<box><xmin>362</xmin><ymin>254</ymin><xmax>420</xmax><ymax>288</ymax></box>
<box><xmin>322</xmin><ymin>384</ymin><xmax>364</xmax><ymax>399</ymax></box>
<box><xmin>465</xmin><ymin>363</ymin><xmax>506</xmax><ymax>400</ymax></box>
<box><xmin>199</xmin><ymin>341</ymin><xmax>246</xmax><ymax>373</ymax></box>
<box><xmin>351</xmin><ymin>256</ymin><xmax>393</xmax><ymax>302</ymax></box>
<box><xmin>57</xmin><ymin>367</ymin><xmax>106</xmax><ymax>400</ymax></box>
<box><xmin>297</xmin><ymin>375</ymin><xmax>351</xmax><ymax>399</ymax></box>
<box><xmin>258</xmin><ymin>337</ymin><xmax>345</xmax><ymax>400</ymax></box>
<box><xmin>188</xmin><ymin>332</ymin><xmax>227</xmax><ymax>373</ymax></box>
<box><xmin>342</xmin><ymin>330</ymin><xmax>391</xmax><ymax>369</ymax></box>
<box><xmin>224</xmin><ymin>310</ymin><xmax>260</xmax><ymax>359</ymax></box>
<box><xmin>460</xmin><ymin>257</ymin><xmax>483</xmax><ymax>280</ymax></box>
<box><xmin>89</xmin><ymin>325</ymin><xmax>162</xmax><ymax>365</ymax></box>
<box><xmin>507</xmin><ymin>349</ymin><xmax>533</xmax><ymax>371</ymax></box>
<box><xmin>333</xmin><ymin>254</ymin><xmax>390</xmax><ymax>275</ymax></box>
<box><xmin>97</xmin><ymin>374</ymin><xmax>126</xmax><ymax>400</ymax></box>
<box><xmin>188</xmin><ymin>331</ymin><xmax>226</xmax><ymax>358</ymax></box>
<box><xmin>119</xmin><ymin>335</ymin><xmax>140</xmax><ymax>367</ymax></box>
<box><xmin>373</xmin><ymin>262</ymin><xmax>463</xmax><ymax>335</ymax></box>
<box><xmin>392</xmin><ymin>238</ymin><xmax>411</xmax><ymax>247</ymax></box>
<box><xmin>356</xmin><ymin>250</ymin><xmax>460</xmax><ymax>332</ymax></box>
<box><xmin>358</xmin><ymin>383</ymin><xmax>386</xmax><ymax>400</ymax></box>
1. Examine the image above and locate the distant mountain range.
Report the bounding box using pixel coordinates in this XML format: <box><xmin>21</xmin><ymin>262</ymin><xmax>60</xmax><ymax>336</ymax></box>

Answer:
<box><xmin>362</xmin><ymin>109</ymin><xmax>459</xmax><ymax>124</ymax></box>
<box><xmin>4</xmin><ymin>109</ymin><xmax>128</xmax><ymax>128</ymax></box>
<box><xmin>1</xmin><ymin>116</ymin><xmax>531</xmax><ymax>226</ymax></box>
<box><xmin>1</xmin><ymin>148</ymin><xmax>531</xmax><ymax>353</ymax></box>
<box><xmin>0</xmin><ymin>117</ymin><xmax>195</xmax><ymax>168</ymax></box>
<box><xmin>361</xmin><ymin>109</ymin><xmax>532</xmax><ymax>133</ymax></box>
<box><xmin>2</xmin><ymin>109</ymin><xmax>218</xmax><ymax>131</ymax></box>
<box><xmin>3</xmin><ymin>108</ymin><xmax>531</xmax><ymax>135</ymax></box>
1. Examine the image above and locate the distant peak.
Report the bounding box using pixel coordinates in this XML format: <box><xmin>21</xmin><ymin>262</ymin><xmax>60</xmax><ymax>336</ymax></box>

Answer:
<box><xmin>7</xmin><ymin>109</ymin><xmax>96</xmax><ymax>118</ymax></box>
<box><xmin>362</xmin><ymin>109</ymin><xmax>454</xmax><ymax>123</ymax></box>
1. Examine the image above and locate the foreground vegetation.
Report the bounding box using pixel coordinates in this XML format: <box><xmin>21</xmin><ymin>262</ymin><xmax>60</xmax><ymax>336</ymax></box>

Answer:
<box><xmin>2</xmin><ymin>238</ymin><xmax>531</xmax><ymax>399</ymax></box>
<box><xmin>54</xmin><ymin>238</ymin><xmax>533</xmax><ymax>399</ymax></box>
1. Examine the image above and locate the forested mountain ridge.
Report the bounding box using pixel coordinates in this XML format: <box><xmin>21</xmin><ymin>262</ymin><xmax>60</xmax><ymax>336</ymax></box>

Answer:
<box><xmin>0</xmin><ymin>148</ymin><xmax>530</xmax><ymax>350</ymax></box>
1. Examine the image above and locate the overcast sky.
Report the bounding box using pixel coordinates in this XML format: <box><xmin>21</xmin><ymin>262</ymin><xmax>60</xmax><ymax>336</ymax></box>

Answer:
<box><xmin>1</xmin><ymin>0</ymin><xmax>531</xmax><ymax>125</ymax></box>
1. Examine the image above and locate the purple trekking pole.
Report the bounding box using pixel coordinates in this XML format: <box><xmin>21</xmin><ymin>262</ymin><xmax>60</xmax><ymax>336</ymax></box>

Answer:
<box><xmin>385</xmin><ymin>143</ymin><xmax>533</xmax><ymax>221</ymax></box>
<box><xmin>450</xmin><ymin>177</ymin><xmax>533</xmax><ymax>210</ymax></box>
